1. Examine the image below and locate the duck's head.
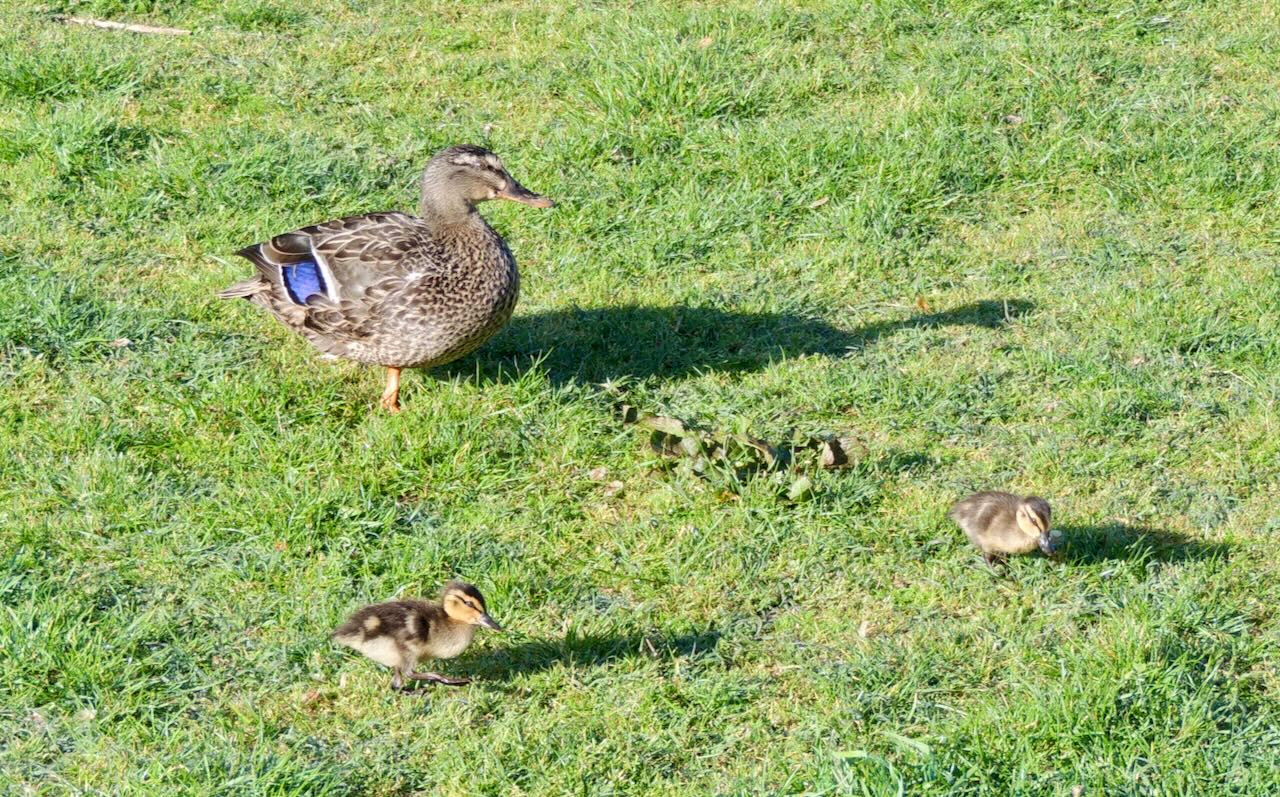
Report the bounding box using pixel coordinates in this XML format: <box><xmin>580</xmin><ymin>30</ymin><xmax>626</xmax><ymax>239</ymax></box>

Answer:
<box><xmin>1016</xmin><ymin>496</ymin><xmax>1057</xmax><ymax>556</ymax></box>
<box><xmin>442</xmin><ymin>580</ymin><xmax>503</xmax><ymax>631</ymax></box>
<box><xmin>420</xmin><ymin>144</ymin><xmax>553</xmax><ymax>219</ymax></box>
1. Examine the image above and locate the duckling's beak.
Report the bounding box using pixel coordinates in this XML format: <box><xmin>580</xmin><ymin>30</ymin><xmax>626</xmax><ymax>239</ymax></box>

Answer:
<box><xmin>477</xmin><ymin>613</ymin><xmax>503</xmax><ymax>632</ymax></box>
<box><xmin>497</xmin><ymin>180</ymin><xmax>554</xmax><ymax>208</ymax></box>
<box><xmin>1038</xmin><ymin>530</ymin><xmax>1057</xmax><ymax>557</ymax></box>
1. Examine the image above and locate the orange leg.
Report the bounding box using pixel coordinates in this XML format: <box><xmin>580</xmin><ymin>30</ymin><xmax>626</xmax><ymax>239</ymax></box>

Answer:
<box><xmin>380</xmin><ymin>367</ymin><xmax>402</xmax><ymax>413</ymax></box>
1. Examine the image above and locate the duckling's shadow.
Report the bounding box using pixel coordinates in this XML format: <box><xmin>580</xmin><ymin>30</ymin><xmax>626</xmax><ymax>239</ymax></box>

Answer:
<box><xmin>1059</xmin><ymin>524</ymin><xmax>1229</xmax><ymax>565</ymax></box>
<box><xmin>463</xmin><ymin>629</ymin><xmax>722</xmax><ymax>682</ymax></box>
<box><xmin>441</xmin><ymin>299</ymin><xmax>1034</xmax><ymax>385</ymax></box>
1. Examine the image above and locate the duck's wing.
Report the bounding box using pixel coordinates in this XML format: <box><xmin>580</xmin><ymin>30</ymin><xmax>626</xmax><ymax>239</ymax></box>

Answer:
<box><xmin>220</xmin><ymin>211</ymin><xmax>435</xmax><ymax>339</ymax></box>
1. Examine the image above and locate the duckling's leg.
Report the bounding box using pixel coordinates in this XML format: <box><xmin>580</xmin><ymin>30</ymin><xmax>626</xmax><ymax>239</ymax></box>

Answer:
<box><xmin>380</xmin><ymin>367</ymin><xmax>402</xmax><ymax>413</ymax></box>
<box><xmin>390</xmin><ymin>667</ymin><xmax>434</xmax><ymax>693</ymax></box>
<box><xmin>405</xmin><ymin>671</ymin><xmax>471</xmax><ymax>687</ymax></box>
<box><xmin>983</xmin><ymin>551</ymin><xmax>1007</xmax><ymax>569</ymax></box>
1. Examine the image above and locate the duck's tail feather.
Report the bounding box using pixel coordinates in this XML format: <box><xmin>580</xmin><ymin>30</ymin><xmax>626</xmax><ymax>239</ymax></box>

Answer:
<box><xmin>218</xmin><ymin>244</ymin><xmax>276</xmax><ymax>300</ymax></box>
<box><xmin>217</xmin><ymin>277</ymin><xmax>268</xmax><ymax>300</ymax></box>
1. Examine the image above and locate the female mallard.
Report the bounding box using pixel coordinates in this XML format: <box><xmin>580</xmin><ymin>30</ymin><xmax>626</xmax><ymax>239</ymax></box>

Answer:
<box><xmin>219</xmin><ymin>144</ymin><xmax>553</xmax><ymax>411</ymax></box>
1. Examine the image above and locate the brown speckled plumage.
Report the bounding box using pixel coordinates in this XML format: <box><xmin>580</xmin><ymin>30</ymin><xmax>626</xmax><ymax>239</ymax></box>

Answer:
<box><xmin>219</xmin><ymin>145</ymin><xmax>552</xmax><ymax>411</ymax></box>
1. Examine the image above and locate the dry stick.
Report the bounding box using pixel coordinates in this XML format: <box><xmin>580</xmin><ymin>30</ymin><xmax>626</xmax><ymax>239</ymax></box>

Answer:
<box><xmin>59</xmin><ymin>16</ymin><xmax>192</xmax><ymax>36</ymax></box>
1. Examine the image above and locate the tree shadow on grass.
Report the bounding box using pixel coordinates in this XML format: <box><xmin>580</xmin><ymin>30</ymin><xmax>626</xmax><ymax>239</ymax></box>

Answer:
<box><xmin>1058</xmin><ymin>524</ymin><xmax>1230</xmax><ymax>565</ymax></box>
<box><xmin>458</xmin><ymin>628</ymin><xmax>723</xmax><ymax>683</ymax></box>
<box><xmin>441</xmin><ymin>299</ymin><xmax>1034</xmax><ymax>385</ymax></box>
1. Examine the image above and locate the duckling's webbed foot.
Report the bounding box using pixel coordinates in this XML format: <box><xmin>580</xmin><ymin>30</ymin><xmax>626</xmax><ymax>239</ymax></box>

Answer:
<box><xmin>406</xmin><ymin>671</ymin><xmax>471</xmax><ymax>687</ymax></box>
<box><xmin>983</xmin><ymin>552</ymin><xmax>1007</xmax><ymax>569</ymax></box>
<box><xmin>389</xmin><ymin>669</ymin><xmax>432</xmax><ymax>694</ymax></box>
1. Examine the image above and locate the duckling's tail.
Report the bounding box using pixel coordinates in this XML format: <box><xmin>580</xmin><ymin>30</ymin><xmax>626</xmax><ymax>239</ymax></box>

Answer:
<box><xmin>331</xmin><ymin>618</ymin><xmax>364</xmax><ymax>644</ymax></box>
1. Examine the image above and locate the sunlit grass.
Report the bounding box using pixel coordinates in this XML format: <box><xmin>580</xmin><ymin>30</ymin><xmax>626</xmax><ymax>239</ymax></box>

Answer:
<box><xmin>2</xmin><ymin>0</ymin><xmax>1279</xmax><ymax>794</ymax></box>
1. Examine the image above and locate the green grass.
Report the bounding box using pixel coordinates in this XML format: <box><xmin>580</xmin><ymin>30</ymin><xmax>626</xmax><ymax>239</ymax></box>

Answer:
<box><xmin>3</xmin><ymin>0</ymin><xmax>1279</xmax><ymax>793</ymax></box>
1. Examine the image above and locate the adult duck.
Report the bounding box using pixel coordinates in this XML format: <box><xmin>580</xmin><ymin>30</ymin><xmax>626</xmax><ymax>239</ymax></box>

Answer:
<box><xmin>220</xmin><ymin>144</ymin><xmax>553</xmax><ymax>411</ymax></box>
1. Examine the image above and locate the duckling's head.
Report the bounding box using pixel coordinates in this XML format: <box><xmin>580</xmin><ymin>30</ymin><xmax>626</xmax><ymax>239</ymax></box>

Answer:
<box><xmin>1016</xmin><ymin>496</ymin><xmax>1056</xmax><ymax>555</ymax></box>
<box><xmin>442</xmin><ymin>581</ymin><xmax>503</xmax><ymax>631</ymax></box>
<box><xmin>420</xmin><ymin>145</ymin><xmax>553</xmax><ymax>219</ymax></box>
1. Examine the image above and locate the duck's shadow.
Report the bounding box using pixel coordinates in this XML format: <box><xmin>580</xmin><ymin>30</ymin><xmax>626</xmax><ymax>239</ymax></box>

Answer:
<box><xmin>440</xmin><ymin>299</ymin><xmax>1034</xmax><ymax>385</ymax></box>
<box><xmin>460</xmin><ymin>628</ymin><xmax>722</xmax><ymax>683</ymax></box>
<box><xmin>1059</xmin><ymin>524</ymin><xmax>1229</xmax><ymax>565</ymax></box>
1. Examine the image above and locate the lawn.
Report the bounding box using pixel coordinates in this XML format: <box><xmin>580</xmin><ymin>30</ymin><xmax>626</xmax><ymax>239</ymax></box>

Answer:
<box><xmin>2</xmin><ymin>0</ymin><xmax>1279</xmax><ymax>794</ymax></box>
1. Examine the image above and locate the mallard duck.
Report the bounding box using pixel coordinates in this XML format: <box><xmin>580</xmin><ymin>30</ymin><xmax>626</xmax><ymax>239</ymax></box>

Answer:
<box><xmin>332</xmin><ymin>581</ymin><xmax>502</xmax><ymax>690</ymax></box>
<box><xmin>950</xmin><ymin>491</ymin><xmax>1058</xmax><ymax>566</ymax></box>
<box><xmin>219</xmin><ymin>145</ymin><xmax>553</xmax><ymax>412</ymax></box>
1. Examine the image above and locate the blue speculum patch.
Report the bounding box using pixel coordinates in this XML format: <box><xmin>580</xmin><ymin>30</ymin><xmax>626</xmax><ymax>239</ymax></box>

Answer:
<box><xmin>282</xmin><ymin>260</ymin><xmax>326</xmax><ymax>305</ymax></box>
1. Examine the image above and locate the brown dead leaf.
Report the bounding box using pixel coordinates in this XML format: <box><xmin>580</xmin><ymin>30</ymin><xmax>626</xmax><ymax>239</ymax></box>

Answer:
<box><xmin>697</xmin><ymin>35</ymin><xmax>713</xmax><ymax>48</ymax></box>
<box><xmin>857</xmin><ymin>620</ymin><xmax>875</xmax><ymax>639</ymax></box>
<box><xmin>650</xmin><ymin>431</ymin><xmax>684</xmax><ymax>458</ymax></box>
<box><xmin>603</xmin><ymin>481</ymin><xmax>625</xmax><ymax>498</ymax></box>
<box><xmin>818</xmin><ymin>438</ymin><xmax>849</xmax><ymax>469</ymax></box>
<box><xmin>302</xmin><ymin>688</ymin><xmax>323</xmax><ymax>706</ymax></box>
<box><xmin>1071</xmin><ymin>787</ymin><xmax>1084</xmax><ymax>797</ymax></box>
<box><xmin>808</xmin><ymin>196</ymin><xmax>829</xmax><ymax>209</ymax></box>
<box><xmin>736</xmin><ymin>435</ymin><xmax>780</xmax><ymax>468</ymax></box>
<box><xmin>915</xmin><ymin>295</ymin><xmax>930</xmax><ymax>313</ymax></box>
<box><xmin>273</xmin><ymin>540</ymin><xmax>287</xmax><ymax>552</ymax></box>
<box><xmin>109</xmin><ymin>337</ymin><xmax>131</xmax><ymax>348</ymax></box>
<box><xmin>680</xmin><ymin>435</ymin><xmax>705</xmax><ymax>457</ymax></box>
<box><xmin>588</xmin><ymin>467</ymin><xmax>609</xmax><ymax>482</ymax></box>
<box><xmin>1003</xmin><ymin>113</ymin><xmax>1024</xmax><ymax>125</ymax></box>
<box><xmin>638</xmin><ymin>415</ymin><xmax>688</xmax><ymax>436</ymax></box>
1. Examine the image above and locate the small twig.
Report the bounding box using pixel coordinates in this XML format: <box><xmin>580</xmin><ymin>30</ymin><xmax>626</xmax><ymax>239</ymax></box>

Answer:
<box><xmin>59</xmin><ymin>16</ymin><xmax>192</xmax><ymax>36</ymax></box>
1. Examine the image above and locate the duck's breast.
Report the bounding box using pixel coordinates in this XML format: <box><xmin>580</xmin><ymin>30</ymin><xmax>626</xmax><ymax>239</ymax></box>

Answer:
<box><xmin>380</xmin><ymin>229</ymin><xmax>519</xmax><ymax>367</ymax></box>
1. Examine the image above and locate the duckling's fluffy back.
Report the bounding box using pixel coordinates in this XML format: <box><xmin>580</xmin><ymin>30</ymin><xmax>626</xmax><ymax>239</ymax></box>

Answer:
<box><xmin>333</xmin><ymin>599</ymin><xmax>478</xmax><ymax>666</ymax></box>
<box><xmin>949</xmin><ymin>490</ymin><xmax>1022</xmax><ymax>533</ymax></box>
<box><xmin>950</xmin><ymin>491</ymin><xmax>1047</xmax><ymax>556</ymax></box>
<box><xmin>332</xmin><ymin>600</ymin><xmax>436</xmax><ymax>667</ymax></box>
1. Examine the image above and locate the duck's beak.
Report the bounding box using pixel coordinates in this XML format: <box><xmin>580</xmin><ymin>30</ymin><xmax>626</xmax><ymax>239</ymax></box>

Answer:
<box><xmin>1038</xmin><ymin>530</ymin><xmax>1057</xmax><ymax>557</ymax></box>
<box><xmin>477</xmin><ymin>613</ymin><xmax>504</xmax><ymax>632</ymax></box>
<box><xmin>497</xmin><ymin>180</ymin><xmax>554</xmax><ymax>208</ymax></box>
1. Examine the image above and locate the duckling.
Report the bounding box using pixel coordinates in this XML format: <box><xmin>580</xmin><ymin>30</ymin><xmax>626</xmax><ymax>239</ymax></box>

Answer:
<box><xmin>950</xmin><ymin>491</ymin><xmax>1057</xmax><ymax>566</ymax></box>
<box><xmin>332</xmin><ymin>581</ymin><xmax>502</xmax><ymax>690</ymax></box>
<box><xmin>219</xmin><ymin>144</ymin><xmax>553</xmax><ymax>412</ymax></box>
